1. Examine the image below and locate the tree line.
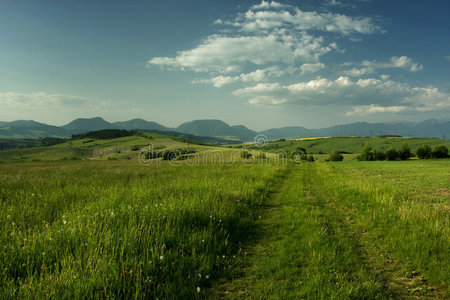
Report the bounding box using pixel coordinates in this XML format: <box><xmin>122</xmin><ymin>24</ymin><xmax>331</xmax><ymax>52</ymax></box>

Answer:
<box><xmin>328</xmin><ymin>143</ymin><xmax>449</xmax><ymax>161</ymax></box>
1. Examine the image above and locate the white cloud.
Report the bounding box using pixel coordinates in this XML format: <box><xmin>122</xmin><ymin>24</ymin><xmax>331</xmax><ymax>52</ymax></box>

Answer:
<box><xmin>300</xmin><ymin>63</ymin><xmax>325</xmax><ymax>75</ymax></box>
<box><xmin>342</xmin><ymin>67</ymin><xmax>371</xmax><ymax>77</ymax></box>
<box><xmin>251</xmin><ymin>0</ymin><xmax>290</xmax><ymax>10</ymax></box>
<box><xmin>233</xmin><ymin>76</ymin><xmax>450</xmax><ymax>114</ymax></box>
<box><xmin>149</xmin><ymin>32</ymin><xmax>334</xmax><ymax>73</ymax></box>
<box><xmin>192</xmin><ymin>67</ymin><xmax>285</xmax><ymax>87</ymax></box>
<box><xmin>236</xmin><ymin>2</ymin><xmax>382</xmax><ymax>35</ymax></box>
<box><xmin>362</xmin><ymin>56</ymin><xmax>423</xmax><ymax>72</ymax></box>
<box><xmin>445</xmin><ymin>55</ymin><xmax>450</xmax><ymax>62</ymax></box>
<box><xmin>148</xmin><ymin>1</ymin><xmax>382</xmax><ymax>75</ymax></box>
<box><xmin>342</xmin><ymin>56</ymin><xmax>423</xmax><ymax>76</ymax></box>
<box><xmin>346</xmin><ymin>105</ymin><xmax>409</xmax><ymax>116</ymax></box>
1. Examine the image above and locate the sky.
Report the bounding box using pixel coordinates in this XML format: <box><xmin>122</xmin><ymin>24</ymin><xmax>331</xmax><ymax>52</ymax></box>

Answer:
<box><xmin>0</xmin><ymin>0</ymin><xmax>449</xmax><ymax>130</ymax></box>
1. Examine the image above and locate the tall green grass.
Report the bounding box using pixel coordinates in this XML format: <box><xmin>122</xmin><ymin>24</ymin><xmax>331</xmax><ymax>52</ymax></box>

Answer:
<box><xmin>0</xmin><ymin>160</ymin><xmax>285</xmax><ymax>298</ymax></box>
<box><xmin>322</xmin><ymin>160</ymin><xmax>450</xmax><ymax>296</ymax></box>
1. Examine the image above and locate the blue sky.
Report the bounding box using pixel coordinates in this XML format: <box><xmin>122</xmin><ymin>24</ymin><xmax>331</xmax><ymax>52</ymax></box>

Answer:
<box><xmin>0</xmin><ymin>0</ymin><xmax>449</xmax><ymax>130</ymax></box>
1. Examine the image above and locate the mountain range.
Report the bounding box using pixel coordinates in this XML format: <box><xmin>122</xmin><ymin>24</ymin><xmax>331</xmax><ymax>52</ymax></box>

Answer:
<box><xmin>0</xmin><ymin>117</ymin><xmax>448</xmax><ymax>141</ymax></box>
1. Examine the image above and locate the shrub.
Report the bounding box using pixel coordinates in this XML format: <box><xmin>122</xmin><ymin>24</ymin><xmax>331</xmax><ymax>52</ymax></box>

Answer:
<box><xmin>241</xmin><ymin>151</ymin><xmax>252</xmax><ymax>159</ymax></box>
<box><xmin>291</xmin><ymin>147</ymin><xmax>307</xmax><ymax>161</ymax></box>
<box><xmin>359</xmin><ymin>143</ymin><xmax>375</xmax><ymax>161</ymax></box>
<box><xmin>328</xmin><ymin>150</ymin><xmax>344</xmax><ymax>161</ymax></box>
<box><xmin>374</xmin><ymin>150</ymin><xmax>386</xmax><ymax>161</ymax></box>
<box><xmin>145</xmin><ymin>151</ymin><xmax>163</xmax><ymax>159</ymax></box>
<box><xmin>385</xmin><ymin>148</ymin><xmax>399</xmax><ymax>161</ymax></box>
<box><xmin>307</xmin><ymin>155</ymin><xmax>315</xmax><ymax>162</ymax></box>
<box><xmin>399</xmin><ymin>143</ymin><xmax>412</xmax><ymax>160</ymax></box>
<box><xmin>416</xmin><ymin>145</ymin><xmax>432</xmax><ymax>159</ymax></box>
<box><xmin>432</xmin><ymin>145</ymin><xmax>449</xmax><ymax>158</ymax></box>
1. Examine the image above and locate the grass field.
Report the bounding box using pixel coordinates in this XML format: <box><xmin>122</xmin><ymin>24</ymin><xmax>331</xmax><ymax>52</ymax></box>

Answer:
<box><xmin>0</xmin><ymin>160</ymin><xmax>285</xmax><ymax>298</ymax></box>
<box><xmin>0</xmin><ymin>149</ymin><xmax>448</xmax><ymax>298</ymax></box>
<box><xmin>237</xmin><ymin>136</ymin><xmax>450</xmax><ymax>155</ymax></box>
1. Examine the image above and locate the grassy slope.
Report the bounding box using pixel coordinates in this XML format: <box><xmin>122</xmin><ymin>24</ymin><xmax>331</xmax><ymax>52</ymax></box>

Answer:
<box><xmin>236</xmin><ymin>136</ymin><xmax>450</xmax><ymax>154</ymax></box>
<box><xmin>0</xmin><ymin>133</ymin><xmax>205</xmax><ymax>162</ymax></box>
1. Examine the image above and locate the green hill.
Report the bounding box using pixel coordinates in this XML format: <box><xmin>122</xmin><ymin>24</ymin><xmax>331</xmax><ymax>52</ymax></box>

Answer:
<box><xmin>234</xmin><ymin>136</ymin><xmax>450</xmax><ymax>155</ymax></box>
<box><xmin>0</xmin><ymin>130</ymin><xmax>247</xmax><ymax>163</ymax></box>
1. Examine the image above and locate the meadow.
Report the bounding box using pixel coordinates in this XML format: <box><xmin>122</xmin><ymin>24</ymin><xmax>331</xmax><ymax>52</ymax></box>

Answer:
<box><xmin>0</xmin><ymin>136</ymin><xmax>449</xmax><ymax>298</ymax></box>
<box><xmin>236</xmin><ymin>136</ymin><xmax>450</xmax><ymax>155</ymax></box>
<box><xmin>0</xmin><ymin>160</ymin><xmax>285</xmax><ymax>298</ymax></box>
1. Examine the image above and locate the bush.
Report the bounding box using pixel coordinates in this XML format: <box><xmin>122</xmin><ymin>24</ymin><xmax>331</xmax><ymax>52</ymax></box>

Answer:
<box><xmin>328</xmin><ymin>150</ymin><xmax>344</xmax><ymax>161</ymax></box>
<box><xmin>385</xmin><ymin>148</ymin><xmax>399</xmax><ymax>161</ymax></box>
<box><xmin>374</xmin><ymin>150</ymin><xmax>386</xmax><ymax>161</ymax></box>
<box><xmin>399</xmin><ymin>143</ymin><xmax>412</xmax><ymax>160</ymax></box>
<box><xmin>241</xmin><ymin>151</ymin><xmax>252</xmax><ymax>159</ymax></box>
<box><xmin>432</xmin><ymin>145</ymin><xmax>449</xmax><ymax>158</ymax></box>
<box><xmin>359</xmin><ymin>143</ymin><xmax>375</xmax><ymax>161</ymax></box>
<box><xmin>416</xmin><ymin>145</ymin><xmax>432</xmax><ymax>159</ymax></box>
<box><xmin>291</xmin><ymin>147</ymin><xmax>307</xmax><ymax>161</ymax></box>
<box><xmin>145</xmin><ymin>151</ymin><xmax>163</xmax><ymax>159</ymax></box>
<box><xmin>257</xmin><ymin>152</ymin><xmax>266</xmax><ymax>159</ymax></box>
<box><xmin>162</xmin><ymin>148</ymin><xmax>197</xmax><ymax>161</ymax></box>
<box><xmin>307</xmin><ymin>155</ymin><xmax>315</xmax><ymax>162</ymax></box>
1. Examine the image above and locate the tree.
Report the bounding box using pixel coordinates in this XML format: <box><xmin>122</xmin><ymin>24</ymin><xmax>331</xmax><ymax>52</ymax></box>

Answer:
<box><xmin>416</xmin><ymin>145</ymin><xmax>432</xmax><ymax>159</ymax></box>
<box><xmin>432</xmin><ymin>145</ymin><xmax>449</xmax><ymax>158</ymax></box>
<box><xmin>292</xmin><ymin>147</ymin><xmax>307</xmax><ymax>161</ymax></box>
<box><xmin>359</xmin><ymin>143</ymin><xmax>375</xmax><ymax>161</ymax></box>
<box><xmin>385</xmin><ymin>148</ymin><xmax>399</xmax><ymax>161</ymax></box>
<box><xmin>328</xmin><ymin>149</ymin><xmax>344</xmax><ymax>161</ymax></box>
<box><xmin>240</xmin><ymin>151</ymin><xmax>252</xmax><ymax>159</ymax></box>
<box><xmin>399</xmin><ymin>143</ymin><xmax>412</xmax><ymax>160</ymax></box>
<box><xmin>374</xmin><ymin>150</ymin><xmax>386</xmax><ymax>161</ymax></box>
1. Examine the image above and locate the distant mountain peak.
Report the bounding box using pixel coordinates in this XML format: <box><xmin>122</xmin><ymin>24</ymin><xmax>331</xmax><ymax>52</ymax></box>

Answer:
<box><xmin>62</xmin><ymin>117</ymin><xmax>116</xmax><ymax>134</ymax></box>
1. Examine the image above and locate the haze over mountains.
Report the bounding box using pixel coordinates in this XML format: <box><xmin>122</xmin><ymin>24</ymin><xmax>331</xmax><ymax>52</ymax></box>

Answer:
<box><xmin>0</xmin><ymin>117</ymin><xmax>448</xmax><ymax>141</ymax></box>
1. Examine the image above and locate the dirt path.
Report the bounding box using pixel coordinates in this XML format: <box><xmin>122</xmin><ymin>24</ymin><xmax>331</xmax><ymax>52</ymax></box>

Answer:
<box><xmin>209</xmin><ymin>163</ymin><xmax>443</xmax><ymax>299</ymax></box>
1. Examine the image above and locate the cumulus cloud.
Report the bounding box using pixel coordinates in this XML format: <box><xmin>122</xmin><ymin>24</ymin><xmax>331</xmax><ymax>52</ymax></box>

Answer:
<box><xmin>192</xmin><ymin>67</ymin><xmax>284</xmax><ymax>87</ymax></box>
<box><xmin>365</xmin><ymin>56</ymin><xmax>423</xmax><ymax>72</ymax></box>
<box><xmin>233</xmin><ymin>76</ymin><xmax>450</xmax><ymax>114</ymax></box>
<box><xmin>300</xmin><ymin>63</ymin><xmax>326</xmax><ymax>74</ymax></box>
<box><xmin>235</xmin><ymin>1</ymin><xmax>382</xmax><ymax>35</ymax></box>
<box><xmin>149</xmin><ymin>33</ymin><xmax>333</xmax><ymax>73</ymax></box>
<box><xmin>342</xmin><ymin>56</ymin><xmax>423</xmax><ymax>76</ymax></box>
<box><xmin>148</xmin><ymin>1</ymin><xmax>382</xmax><ymax>75</ymax></box>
